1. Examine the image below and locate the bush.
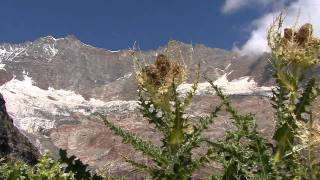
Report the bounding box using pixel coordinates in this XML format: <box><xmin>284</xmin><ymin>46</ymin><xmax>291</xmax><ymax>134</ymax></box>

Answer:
<box><xmin>0</xmin><ymin>150</ymin><xmax>108</xmax><ymax>180</ymax></box>
<box><xmin>0</xmin><ymin>154</ymin><xmax>74</xmax><ymax>179</ymax></box>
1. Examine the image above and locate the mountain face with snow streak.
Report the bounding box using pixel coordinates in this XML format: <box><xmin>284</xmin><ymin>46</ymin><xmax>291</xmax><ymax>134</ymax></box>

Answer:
<box><xmin>0</xmin><ymin>36</ymin><xmax>276</xmax><ymax>177</ymax></box>
<box><xmin>0</xmin><ymin>36</ymin><xmax>274</xmax><ymax>100</ymax></box>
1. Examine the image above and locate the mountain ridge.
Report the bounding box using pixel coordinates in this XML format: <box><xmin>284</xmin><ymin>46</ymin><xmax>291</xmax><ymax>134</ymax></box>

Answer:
<box><xmin>0</xmin><ymin>35</ymin><xmax>275</xmax><ymax>177</ymax></box>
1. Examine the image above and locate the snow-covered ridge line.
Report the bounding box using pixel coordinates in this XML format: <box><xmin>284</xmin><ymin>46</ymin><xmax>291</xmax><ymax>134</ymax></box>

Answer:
<box><xmin>0</xmin><ymin>35</ymin><xmax>122</xmax><ymax>66</ymax></box>
<box><xmin>0</xmin><ymin>36</ymin><xmax>60</xmax><ymax>63</ymax></box>
<box><xmin>41</xmin><ymin>35</ymin><xmax>64</xmax><ymax>41</ymax></box>
<box><xmin>0</xmin><ymin>45</ymin><xmax>29</xmax><ymax>63</ymax></box>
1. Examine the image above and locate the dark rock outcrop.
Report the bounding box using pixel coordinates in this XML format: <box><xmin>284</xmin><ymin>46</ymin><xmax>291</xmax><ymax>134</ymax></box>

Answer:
<box><xmin>0</xmin><ymin>93</ymin><xmax>40</xmax><ymax>164</ymax></box>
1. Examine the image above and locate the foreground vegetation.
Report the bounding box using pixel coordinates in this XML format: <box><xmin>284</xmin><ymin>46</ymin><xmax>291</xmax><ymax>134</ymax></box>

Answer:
<box><xmin>0</xmin><ymin>150</ymin><xmax>106</xmax><ymax>179</ymax></box>
<box><xmin>100</xmin><ymin>16</ymin><xmax>320</xmax><ymax>179</ymax></box>
<box><xmin>1</xmin><ymin>16</ymin><xmax>320</xmax><ymax>179</ymax></box>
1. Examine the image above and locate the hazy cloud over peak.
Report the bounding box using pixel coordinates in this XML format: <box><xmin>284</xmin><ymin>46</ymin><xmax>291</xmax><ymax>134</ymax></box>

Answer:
<box><xmin>232</xmin><ymin>0</ymin><xmax>320</xmax><ymax>56</ymax></box>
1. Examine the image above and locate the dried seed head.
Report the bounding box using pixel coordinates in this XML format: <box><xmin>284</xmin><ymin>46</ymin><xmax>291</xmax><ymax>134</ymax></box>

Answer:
<box><xmin>145</xmin><ymin>65</ymin><xmax>161</xmax><ymax>86</ymax></box>
<box><xmin>296</xmin><ymin>23</ymin><xmax>313</xmax><ymax>45</ymax></box>
<box><xmin>137</xmin><ymin>54</ymin><xmax>187</xmax><ymax>94</ymax></box>
<box><xmin>284</xmin><ymin>28</ymin><xmax>294</xmax><ymax>40</ymax></box>
<box><xmin>135</xmin><ymin>54</ymin><xmax>187</xmax><ymax>111</ymax></box>
<box><xmin>268</xmin><ymin>21</ymin><xmax>320</xmax><ymax>68</ymax></box>
<box><xmin>155</xmin><ymin>54</ymin><xmax>171</xmax><ymax>77</ymax></box>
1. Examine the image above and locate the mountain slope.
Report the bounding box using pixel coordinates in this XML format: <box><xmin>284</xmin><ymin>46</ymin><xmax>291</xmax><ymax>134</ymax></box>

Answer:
<box><xmin>0</xmin><ymin>36</ymin><xmax>276</xmax><ymax>177</ymax></box>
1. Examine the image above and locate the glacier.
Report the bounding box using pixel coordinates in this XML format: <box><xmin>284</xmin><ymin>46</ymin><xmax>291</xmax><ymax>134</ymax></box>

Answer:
<box><xmin>0</xmin><ymin>71</ymin><xmax>273</xmax><ymax>134</ymax></box>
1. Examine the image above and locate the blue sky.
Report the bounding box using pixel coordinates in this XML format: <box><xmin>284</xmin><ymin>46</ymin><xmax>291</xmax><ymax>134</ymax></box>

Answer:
<box><xmin>0</xmin><ymin>0</ymin><xmax>317</xmax><ymax>54</ymax></box>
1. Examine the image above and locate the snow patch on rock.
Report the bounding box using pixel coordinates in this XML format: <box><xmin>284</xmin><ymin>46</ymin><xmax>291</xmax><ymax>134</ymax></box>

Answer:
<box><xmin>0</xmin><ymin>71</ymin><xmax>273</xmax><ymax>134</ymax></box>
<box><xmin>116</xmin><ymin>73</ymin><xmax>132</xmax><ymax>81</ymax></box>
<box><xmin>42</xmin><ymin>44</ymin><xmax>58</xmax><ymax>60</ymax></box>
<box><xmin>0</xmin><ymin>74</ymin><xmax>138</xmax><ymax>134</ymax></box>
<box><xmin>0</xmin><ymin>64</ymin><xmax>5</xmax><ymax>70</ymax></box>
<box><xmin>177</xmin><ymin>73</ymin><xmax>273</xmax><ymax>97</ymax></box>
<box><xmin>109</xmin><ymin>50</ymin><xmax>120</xmax><ymax>53</ymax></box>
<box><xmin>0</xmin><ymin>45</ymin><xmax>28</xmax><ymax>62</ymax></box>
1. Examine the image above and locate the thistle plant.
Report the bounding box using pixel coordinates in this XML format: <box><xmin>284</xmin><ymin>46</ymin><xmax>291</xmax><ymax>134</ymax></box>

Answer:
<box><xmin>98</xmin><ymin>16</ymin><xmax>320</xmax><ymax>179</ymax></box>
<box><xmin>98</xmin><ymin>54</ymin><xmax>228</xmax><ymax>179</ymax></box>
<box><xmin>205</xmin><ymin>81</ymin><xmax>275</xmax><ymax>179</ymax></box>
<box><xmin>207</xmin><ymin>16</ymin><xmax>320</xmax><ymax>180</ymax></box>
<box><xmin>267</xmin><ymin>15</ymin><xmax>320</xmax><ymax>178</ymax></box>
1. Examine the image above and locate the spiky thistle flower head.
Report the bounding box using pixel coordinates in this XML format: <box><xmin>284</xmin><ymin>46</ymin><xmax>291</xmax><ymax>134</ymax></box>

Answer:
<box><xmin>134</xmin><ymin>54</ymin><xmax>187</xmax><ymax>112</ymax></box>
<box><xmin>268</xmin><ymin>18</ymin><xmax>320</xmax><ymax>69</ymax></box>
<box><xmin>136</xmin><ymin>54</ymin><xmax>186</xmax><ymax>94</ymax></box>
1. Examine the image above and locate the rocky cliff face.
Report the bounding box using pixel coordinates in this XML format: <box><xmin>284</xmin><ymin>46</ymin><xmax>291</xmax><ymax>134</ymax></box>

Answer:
<box><xmin>0</xmin><ymin>93</ymin><xmax>40</xmax><ymax>164</ymax></box>
<box><xmin>0</xmin><ymin>36</ymin><xmax>276</xmax><ymax>177</ymax></box>
<box><xmin>0</xmin><ymin>36</ymin><xmax>273</xmax><ymax>100</ymax></box>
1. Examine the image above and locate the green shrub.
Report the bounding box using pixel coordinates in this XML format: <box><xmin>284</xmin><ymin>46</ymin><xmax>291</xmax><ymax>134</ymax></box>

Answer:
<box><xmin>0</xmin><ymin>154</ymin><xmax>74</xmax><ymax>180</ymax></box>
<box><xmin>0</xmin><ymin>150</ymin><xmax>109</xmax><ymax>180</ymax></box>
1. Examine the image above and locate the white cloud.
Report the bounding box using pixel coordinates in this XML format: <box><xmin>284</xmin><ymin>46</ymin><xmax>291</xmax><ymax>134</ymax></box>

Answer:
<box><xmin>222</xmin><ymin>0</ymin><xmax>249</xmax><ymax>14</ymax></box>
<box><xmin>222</xmin><ymin>0</ymin><xmax>276</xmax><ymax>14</ymax></box>
<box><xmin>236</xmin><ymin>0</ymin><xmax>320</xmax><ymax>56</ymax></box>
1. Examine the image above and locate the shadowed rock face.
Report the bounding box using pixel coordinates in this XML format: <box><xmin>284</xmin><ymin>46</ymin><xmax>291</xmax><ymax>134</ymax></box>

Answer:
<box><xmin>0</xmin><ymin>36</ymin><xmax>278</xmax><ymax>178</ymax></box>
<box><xmin>0</xmin><ymin>93</ymin><xmax>40</xmax><ymax>164</ymax></box>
